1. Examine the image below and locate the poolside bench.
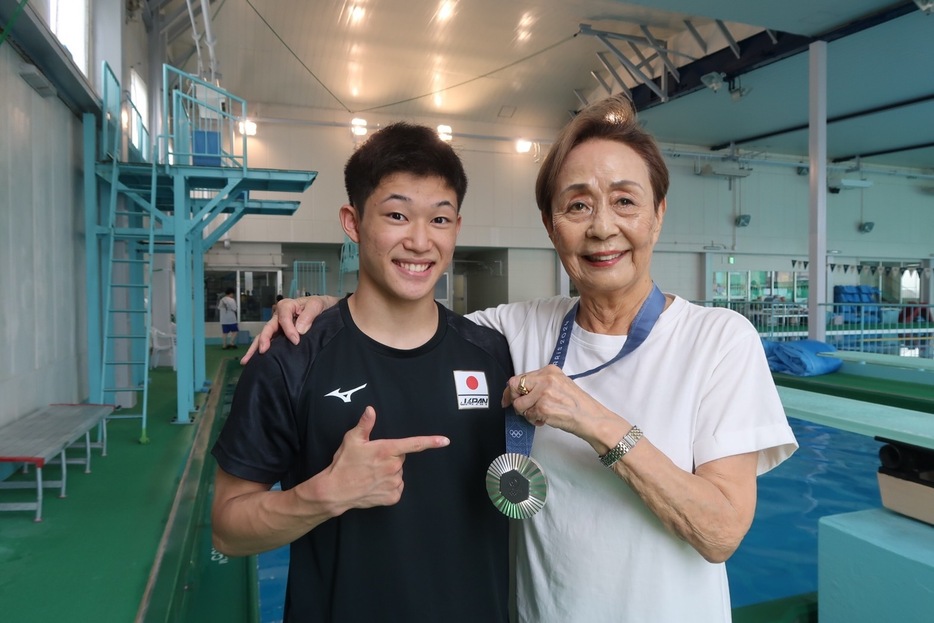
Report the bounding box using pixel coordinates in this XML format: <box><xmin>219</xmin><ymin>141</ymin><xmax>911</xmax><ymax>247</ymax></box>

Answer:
<box><xmin>0</xmin><ymin>403</ymin><xmax>113</xmax><ymax>521</ymax></box>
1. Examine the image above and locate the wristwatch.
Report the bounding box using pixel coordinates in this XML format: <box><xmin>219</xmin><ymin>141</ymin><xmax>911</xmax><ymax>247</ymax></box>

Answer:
<box><xmin>599</xmin><ymin>426</ymin><xmax>643</xmax><ymax>468</ymax></box>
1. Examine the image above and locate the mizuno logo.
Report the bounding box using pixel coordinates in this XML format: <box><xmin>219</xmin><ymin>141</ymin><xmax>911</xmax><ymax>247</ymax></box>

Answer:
<box><xmin>325</xmin><ymin>383</ymin><xmax>367</xmax><ymax>403</ymax></box>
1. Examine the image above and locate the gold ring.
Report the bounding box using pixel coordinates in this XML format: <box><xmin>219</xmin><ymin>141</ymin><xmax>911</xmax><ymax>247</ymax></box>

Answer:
<box><xmin>517</xmin><ymin>375</ymin><xmax>530</xmax><ymax>396</ymax></box>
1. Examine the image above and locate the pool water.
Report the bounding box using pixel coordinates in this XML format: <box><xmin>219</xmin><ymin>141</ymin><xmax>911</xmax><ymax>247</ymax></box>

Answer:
<box><xmin>726</xmin><ymin>417</ymin><xmax>882</xmax><ymax>607</ymax></box>
<box><xmin>257</xmin><ymin>417</ymin><xmax>884</xmax><ymax>619</ymax></box>
<box><xmin>257</xmin><ymin>483</ymin><xmax>289</xmax><ymax>623</ymax></box>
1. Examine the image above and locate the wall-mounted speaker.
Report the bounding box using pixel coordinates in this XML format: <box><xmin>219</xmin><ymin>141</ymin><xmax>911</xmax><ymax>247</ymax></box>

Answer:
<box><xmin>858</xmin><ymin>222</ymin><xmax>875</xmax><ymax>233</ymax></box>
<box><xmin>734</xmin><ymin>214</ymin><xmax>751</xmax><ymax>227</ymax></box>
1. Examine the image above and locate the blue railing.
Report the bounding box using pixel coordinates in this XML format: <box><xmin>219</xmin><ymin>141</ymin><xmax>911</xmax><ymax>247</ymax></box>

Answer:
<box><xmin>100</xmin><ymin>62</ymin><xmax>122</xmax><ymax>161</ymax></box>
<box><xmin>125</xmin><ymin>95</ymin><xmax>151</xmax><ymax>163</ymax></box>
<box><xmin>160</xmin><ymin>64</ymin><xmax>249</xmax><ymax>172</ymax></box>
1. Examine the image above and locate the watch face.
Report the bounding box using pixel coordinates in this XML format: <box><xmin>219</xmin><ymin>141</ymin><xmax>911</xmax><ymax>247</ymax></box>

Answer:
<box><xmin>486</xmin><ymin>453</ymin><xmax>548</xmax><ymax>519</ymax></box>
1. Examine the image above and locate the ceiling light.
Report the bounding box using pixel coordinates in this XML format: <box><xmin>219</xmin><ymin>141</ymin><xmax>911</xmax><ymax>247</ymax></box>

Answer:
<box><xmin>349</xmin><ymin>5</ymin><xmax>365</xmax><ymax>23</ymax></box>
<box><xmin>701</xmin><ymin>71</ymin><xmax>725</xmax><ymax>93</ymax></box>
<box><xmin>351</xmin><ymin>118</ymin><xmax>368</xmax><ymax>136</ymax></box>
<box><xmin>914</xmin><ymin>0</ymin><xmax>933</xmax><ymax>14</ymax></box>
<box><xmin>516</xmin><ymin>139</ymin><xmax>533</xmax><ymax>154</ymax></box>
<box><xmin>730</xmin><ymin>86</ymin><xmax>751</xmax><ymax>101</ymax></box>
<box><xmin>437</xmin><ymin>125</ymin><xmax>453</xmax><ymax>141</ymax></box>
<box><xmin>436</xmin><ymin>1</ymin><xmax>457</xmax><ymax>22</ymax></box>
<box><xmin>828</xmin><ymin>175</ymin><xmax>873</xmax><ymax>192</ymax></box>
<box><xmin>238</xmin><ymin>119</ymin><xmax>257</xmax><ymax>136</ymax></box>
<box><xmin>727</xmin><ymin>77</ymin><xmax>751</xmax><ymax>102</ymax></box>
<box><xmin>858</xmin><ymin>222</ymin><xmax>875</xmax><ymax>234</ymax></box>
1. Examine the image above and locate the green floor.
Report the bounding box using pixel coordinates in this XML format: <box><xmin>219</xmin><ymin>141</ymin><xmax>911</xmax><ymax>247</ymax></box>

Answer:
<box><xmin>0</xmin><ymin>347</ymin><xmax>235</xmax><ymax>623</ymax></box>
<box><xmin>0</xmin><ymin>346</ymin><xmax>819</xmax><ymax>622</ymax></box>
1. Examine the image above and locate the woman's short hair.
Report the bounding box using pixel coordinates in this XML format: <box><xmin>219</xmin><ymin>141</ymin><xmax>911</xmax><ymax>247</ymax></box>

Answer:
<box><xmin>344</xmin><ymin>122</ymin><xmax>468</xmax><ymax>214</ymax></box>
<box><xmin>535</xmin><ymin>94</ymin><xmax>669</xmax><ymax>217</ymax></box>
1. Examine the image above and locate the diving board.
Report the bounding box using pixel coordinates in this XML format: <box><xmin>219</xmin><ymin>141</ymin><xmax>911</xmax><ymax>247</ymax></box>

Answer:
<box><xmin>0</xmin><ymin>404</ymin><xmax>114</xmax><ymax>521</ymax></box>
<box><xmin>817</xmin><ymin>350</ymin><xmax>934</xmax><ymax>372</ymax></box>
<box><xmin>777</xmin><ymin>386</ymin><xmax>934</xmax><ymax>450</ymax></box>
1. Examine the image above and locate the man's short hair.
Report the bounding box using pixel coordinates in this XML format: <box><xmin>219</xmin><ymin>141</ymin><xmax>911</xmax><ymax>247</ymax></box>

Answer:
<box><xmin>344</xmin><ymin>122</ymin><xmax>468</xmax><ymax>214</ymax></box>
<box><xmin>225</xmin><ymin>288</ymin><xmax>235</xmax><ymax>295</ymax></box>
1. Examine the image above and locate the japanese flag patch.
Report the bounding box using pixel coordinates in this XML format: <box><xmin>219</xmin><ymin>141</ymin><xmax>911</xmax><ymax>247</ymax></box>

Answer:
<box><xmin>453</xmin><ymin>370</ymin><xmax>490</xmax><ymax>410</ymax></box>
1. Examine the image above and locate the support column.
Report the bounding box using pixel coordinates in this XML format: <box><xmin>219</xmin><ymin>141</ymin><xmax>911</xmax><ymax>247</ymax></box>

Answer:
<box><xmin>192</xmin><ymin>248</ymin><xmax>207</xmax><ymax>390</ymax></box>
<box><xmin>808</xmin><ymin>41</ymin><xmax>828</xmax><ymax>342</ymax></box>
<box><xmin>173</xmin><ymin>175</ymin><xmax>194</xmax><ymax>423</ymax></box>
<box><xmin>83</xmin><ymin>114</ymin><xmax>102</xmax><ymax>401</ymax></box>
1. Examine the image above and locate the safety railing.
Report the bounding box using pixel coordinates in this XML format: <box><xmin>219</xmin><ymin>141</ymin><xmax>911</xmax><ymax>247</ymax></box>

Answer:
<box><xmin>125</xmin><ymin>94</ymin><xmax>151</xmax><ymax>164</ymax></box>
<box><xmin>289</xmin><ymin>261</ymin><xmax>327</xmax><ymax>298</ymax></box>
<box><xmin>161</xmin><ymin>64</ymin><xmax>248</xmax><ymax>172</ymax></box>
<box><xmin>100</xmin><ymin>62</ymin><xmax>122</xmax><ymax>161</ymax></box>
<box><xmin>695</xmin><ymin>300</ymin><xmax>934</xmax><ymax>359</ymax></box>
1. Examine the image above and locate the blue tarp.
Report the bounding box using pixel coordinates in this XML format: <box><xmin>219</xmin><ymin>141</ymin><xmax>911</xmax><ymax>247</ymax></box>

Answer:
<box><xmin>763</xmin><ymin>339</ymin><xmax>843</xmax><ymax>377</ymax></box>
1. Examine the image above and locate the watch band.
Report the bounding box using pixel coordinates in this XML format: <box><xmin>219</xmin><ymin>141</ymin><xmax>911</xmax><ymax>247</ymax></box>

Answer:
<box><xmin>599</xmin><ymin>426</ymin><xmax>643</xmax><ymax>468</ymax></box>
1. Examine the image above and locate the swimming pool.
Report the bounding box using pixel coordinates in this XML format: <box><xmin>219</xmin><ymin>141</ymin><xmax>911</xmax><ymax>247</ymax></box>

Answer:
<box><xmin>257</xmin><ymin>417</ymin><xmax>884</xmax><ymax>619</ymax></box>
<box><xmin>727</xmin><ymin>416</ymin><xmax>882</xmax><ymax>607</ymax></box>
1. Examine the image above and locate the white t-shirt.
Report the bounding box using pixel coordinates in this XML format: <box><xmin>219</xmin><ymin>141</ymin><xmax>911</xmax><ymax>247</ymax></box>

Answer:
<box><xmin>218</xmin><ymin>295</ymin><xmax>238</xmax><ymax>325</ymax></box>
<box><xmin>469</xmin><ymin>294</ymin><xmax>797</xmax><ymax>623</ymax></box>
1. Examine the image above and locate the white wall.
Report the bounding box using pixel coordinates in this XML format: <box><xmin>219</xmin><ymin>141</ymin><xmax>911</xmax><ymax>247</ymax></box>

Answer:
<box><xmin>226</xmin><ymin>105</ymin><xmax>553</xmax><ymax>251</ymax></box>
<box><xmin>225</xmin><ymin>105</ymin><xmax>934</xmax><ymax>308</ymax></box>
<box><xmin>507</xmin><ymin>248</ymin><xmax>558</xmax><ymax>303</ymax></box>
<box><xmin>0</xmin><ymin>43</ymin><xmax>87</xmax><ymax>427</ymax></box>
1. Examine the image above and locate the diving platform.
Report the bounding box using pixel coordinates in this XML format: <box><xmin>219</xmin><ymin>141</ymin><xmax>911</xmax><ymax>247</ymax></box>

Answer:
<box><xmin>84</xmin><ymin>62</ymin><xmax>317</xmax><ymax>431</ymax></box>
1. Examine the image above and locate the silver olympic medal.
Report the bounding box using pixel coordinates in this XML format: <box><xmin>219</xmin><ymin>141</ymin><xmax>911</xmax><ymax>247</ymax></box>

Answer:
<box><xmin>485</xmin><ymin>453</ymin><xmax>548</xmax><ymax>519</ymax></box>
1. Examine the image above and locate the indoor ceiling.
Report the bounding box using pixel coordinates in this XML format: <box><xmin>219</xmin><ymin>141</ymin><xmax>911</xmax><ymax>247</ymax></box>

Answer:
<box><xmin>146</xmin><ymin>0</ymin><xmax>934</xmax><ymax>171</ymax></box>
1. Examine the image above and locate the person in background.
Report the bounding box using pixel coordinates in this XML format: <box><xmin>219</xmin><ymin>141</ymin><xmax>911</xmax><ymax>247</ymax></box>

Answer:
<box><xmin>217</xmin><ymin>287</ymin><xmax>239</xmax><ymax>349</ymax></box>
<box><xmin>211</xmin><ymin>122</ymin><xmax>512</xmax><ymax>623</ymax></box>
<box><xmin>247</xmin><ymin>94</ymin><xmax>798</xmax><ymax>622</ymax></box>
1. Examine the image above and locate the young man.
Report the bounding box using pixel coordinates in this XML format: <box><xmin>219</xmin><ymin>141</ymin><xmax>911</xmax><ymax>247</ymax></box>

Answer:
<box><xmin>217</xmin><ymin>288</ymin><xmax>239</xmax><ymax>349</ymax></box>
<box><xmin>211</xmin><ymin>123</ymin><xmax>512</xmax><ymax>622</ymax></box>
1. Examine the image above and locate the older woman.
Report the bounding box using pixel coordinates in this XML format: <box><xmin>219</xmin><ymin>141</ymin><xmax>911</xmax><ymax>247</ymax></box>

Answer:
<box><xmin>247</xmin><ymin>94</ymin><xmax>797</xmax><ymax>622</ymax></box>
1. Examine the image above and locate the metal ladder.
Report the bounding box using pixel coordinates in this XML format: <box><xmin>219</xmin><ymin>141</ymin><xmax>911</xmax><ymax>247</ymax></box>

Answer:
<box><xmin>97</xmin><ymin>143</ymin><xmax>159</xmax><ymax>445</ymax></box>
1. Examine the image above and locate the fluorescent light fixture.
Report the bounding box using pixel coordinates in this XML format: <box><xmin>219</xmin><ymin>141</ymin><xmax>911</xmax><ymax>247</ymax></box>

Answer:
<box><xmin>351</xmin><ymin>118</ymin><xmax>368</xmax><ymax>136</ymax></box>
<box><xmin>238</xmin><ymin>119</ymin><xmax>257</xmax><ymax>136</ymax></box>
<box><xmin>437</xmin><ymin>125</ymin><xmax>453</xmax><ymax>141</ymax></box>
<box><xmin>516</xmin><ymin>139</ymin><xmax>533</xmax><ymax>153</ymax></box>
<box><xmin>696</xmin><ymin>163</ymin><xmax>751</xmax><ymax>178</ymax></box>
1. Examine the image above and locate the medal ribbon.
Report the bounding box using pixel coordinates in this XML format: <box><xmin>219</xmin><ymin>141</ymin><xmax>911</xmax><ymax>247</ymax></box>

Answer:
<box><xmin>505</xmin><ymin>283</ymin><xmax>666</xmax><ymax>454</ymax></box>
<box><xmin>550</xmin><ymin>283</ymin><xmax>666</xmax><ymax>379</ymax></box>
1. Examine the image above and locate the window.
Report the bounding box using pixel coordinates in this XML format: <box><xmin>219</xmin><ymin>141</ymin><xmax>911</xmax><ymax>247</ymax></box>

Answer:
<box><xmin>129</xmin><ymin>69</ymin><xmax>148</xmax><ymax>151</ymax></box>
<box><xmin>712</xmin><ymin>270</ymin><xmax>808</xmax><ymax>303</ymax></box>
<box><xmin>204</xmin><ymin>270</ymin><xmax>283</xmax><ymax>322</ymax></box>
<box><xmin>50</xmin><ymin>0</ymin><xmax>88</xmax><ymax>76</ymax></box>
<box><xmin>901</xmin><ymin>268</ymin><xmax>921</xmax><ymax>302</ymax></box>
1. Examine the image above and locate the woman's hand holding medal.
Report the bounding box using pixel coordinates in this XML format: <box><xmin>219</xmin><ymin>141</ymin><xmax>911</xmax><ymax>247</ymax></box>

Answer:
<box><xmin>502</xmin><ymin>365</ymin><xmax>625</xmax><ymax>445</ymax></box>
